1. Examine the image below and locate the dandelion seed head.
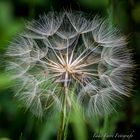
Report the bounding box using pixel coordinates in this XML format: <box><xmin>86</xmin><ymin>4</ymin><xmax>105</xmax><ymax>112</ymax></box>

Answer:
<box><xmin>6</xmin><ymin>11</ymin><xmax>133</xmax><ymax>117</ymax></box>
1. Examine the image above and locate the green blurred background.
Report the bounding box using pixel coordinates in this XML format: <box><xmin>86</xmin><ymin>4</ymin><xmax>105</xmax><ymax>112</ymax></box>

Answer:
<box><xmin>0</xmin><ymin>0</ymin><xmax>140</xmax><ymax>140</ymax></box>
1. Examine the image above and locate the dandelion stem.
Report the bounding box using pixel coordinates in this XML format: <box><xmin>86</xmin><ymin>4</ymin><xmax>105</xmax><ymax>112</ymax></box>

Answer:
<box><xmin>57</xmin><ymin>72</ymin><xmax>69</xmax><ymax>140</ymax></box>
<box><xmin>57</xmin><ymin>93</ymin><xmax>66</xmax><ymax>140</ymax></box>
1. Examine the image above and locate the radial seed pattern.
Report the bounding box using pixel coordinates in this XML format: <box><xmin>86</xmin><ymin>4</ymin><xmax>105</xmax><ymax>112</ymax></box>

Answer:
<box><xmin>6</xmin><ymin>11</ymin><xmax>133</xmax><ymax>117</ymax></box>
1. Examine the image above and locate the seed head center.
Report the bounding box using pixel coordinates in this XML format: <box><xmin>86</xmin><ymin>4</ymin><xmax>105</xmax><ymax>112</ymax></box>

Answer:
<box><xmin>64</xmin><ymin>64</ymin><xmax>73</xmax><ymax>74</ymax></box>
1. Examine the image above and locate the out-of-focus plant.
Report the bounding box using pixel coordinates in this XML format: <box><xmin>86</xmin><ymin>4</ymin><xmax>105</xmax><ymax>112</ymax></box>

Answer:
<box><xmin>0</xmin><ymin>74</ymin><xmax>12</xmax><ymax>90</ymax></box>
<box><xmin>0</xmin><ymin>138</ymin><xmax>11</xmax><ymax>140</ymax></box>
<box><xmin>78</xmin><ymin>0</ymin><xmax>109</xmax><ymax>9</ymax></box>
<box><xmin>5</xmin><ymin>11</ymin><xmax>134</xmax><ymax>140</ymax></box>
<box><xmin>0</xmin><ymin>1</ymin><xmax>23</xmax><ymax>52</ymax></box>
<box><xmin>132</xmin><ymin>3</ymin><xmax>140</xmax><ymax>23</ymax></box>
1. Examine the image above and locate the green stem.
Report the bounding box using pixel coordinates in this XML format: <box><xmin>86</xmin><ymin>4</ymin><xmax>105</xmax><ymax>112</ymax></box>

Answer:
<box><xmin>57</xmin><ymin>94</ymin><xmax>66</xmax><ymax>140</ymax></box>
<box><xmin>57</xmin><ymin>72</ymin><xmax>69</xmax><ymax>140</ymax></box>
<box><xmin>63</xmin><ymin>110</ymin><xmax>71</xmax><ymax>140</ymax></box>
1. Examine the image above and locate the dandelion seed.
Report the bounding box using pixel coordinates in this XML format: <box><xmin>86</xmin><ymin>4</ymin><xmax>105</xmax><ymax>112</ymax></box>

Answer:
<box><xmin>6</xmin><ymin>11</ymin><xmax>133</xmax><ymax>117</ymax></box>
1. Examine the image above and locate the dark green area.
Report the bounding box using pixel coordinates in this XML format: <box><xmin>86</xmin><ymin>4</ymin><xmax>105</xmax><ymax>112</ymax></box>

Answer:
<box><xmin>0</xmin><ymin>0</ymin><xmax>140</xmax><ymax>140</ymax></box>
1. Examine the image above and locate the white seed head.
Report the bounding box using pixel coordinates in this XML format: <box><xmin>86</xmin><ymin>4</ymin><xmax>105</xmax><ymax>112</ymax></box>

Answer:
<box><xmin>6</xmin><ymin>11</ymin><xmax>133</xmax><ymax>117</ymax></box>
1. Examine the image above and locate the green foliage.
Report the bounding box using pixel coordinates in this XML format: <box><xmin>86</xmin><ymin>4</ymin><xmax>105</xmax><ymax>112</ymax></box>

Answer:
<box><xmin>38</xmin><ymin>116</ymin><xmax>59</xmax><ymax>140</ymax></box>
<box><xmin>79</xmin><ymin>0</ymin><xmax>109</xmax><ymax>9</ymax></box>
<box><xmin>0</xmin><ymin>138</ymin><xmax>11</xmax><ymax>140</ymax></box>
<box><xmin>0</xmin><ymin>0</ymin><xmax>140</xmax><ymax>140</ymax></box>
<box><xmin>0</xmin><ymin>74</ymin><xmax>12</xmax><ymax>90</ymax></box>
<box><xmin>19</xmin><ymin>0</ymin><xmax>48</xmax><ymax>6</ymax></box>
<box><xmin>132</xmin><ymin>3</ymin><xmax>140</xmax><ymax>23</ymax></box>
<box><xmin>70</xmin><ymin>103</ymin><xmax>87</xmax><ymax>140</ymax></box>
<box><xmin>0</xmin><ymin>1</ymin><xmax>13</xmax><ymax>28</ymax></box>
<box><xmin>0</xmin><ymin>1</ymin><xmax>23</xmax><ymax>51</ymax></box>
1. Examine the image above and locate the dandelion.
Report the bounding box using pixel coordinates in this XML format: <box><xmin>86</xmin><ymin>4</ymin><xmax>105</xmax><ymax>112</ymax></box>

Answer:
<box><xmin>6</xmin><ymin>11</ymin><xmax>133</xmax><ymax>139</ymax></box>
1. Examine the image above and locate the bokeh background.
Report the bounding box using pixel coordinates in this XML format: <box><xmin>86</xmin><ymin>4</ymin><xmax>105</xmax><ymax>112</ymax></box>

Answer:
<box><xmin>0</xmin><ymin>0</ymin><xmax>140</xmax><ymax>140</ymax></box>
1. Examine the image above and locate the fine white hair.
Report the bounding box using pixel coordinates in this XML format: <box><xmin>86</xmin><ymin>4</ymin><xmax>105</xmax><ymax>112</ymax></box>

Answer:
<box><xmin>6</xmin><ymin>11</ymin><xmax>133</xmax><ymax>117</ymax></box>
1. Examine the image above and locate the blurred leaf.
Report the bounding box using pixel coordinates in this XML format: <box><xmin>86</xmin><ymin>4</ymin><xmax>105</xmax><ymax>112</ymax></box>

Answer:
<box><xmin>39</xmin><ymin>122</ymin><xmax>56</xmax><ymax>140</ymax></box>
<box><xmin>132</xmin><ymin>4</ymin><xmax>140</xmax><ymax>23</ymax></box>
<box><xmin>19</xmin><ymin>0</ymin><xmax>47</xmax><ymax>6</ymax></box>
<box><xmin>0</xmin><ymin>1</ymin><xmax>13</xmax><ymax>28</ymax></box>
<box><xmin>0</xmin><ymin>73</ymin><xmax>12</xmax><ymax>90</ymax></box>
<box><xmin>79</xmin><ymin>0</ymin><xmax>109</xmax><ymax>9</ymax></box>
<box><xmin>39</xmin><ymin>115</ymin><xmax>60</xmax><ymax>140</ymax></box>
<box><xmin>0</xmin><ymin>21</ymin><xmax>23</xmax><ymax>51</ymax></box>
<box><xmin>70</xmin><ymin>103</ymin><xmax>87</xmax><ymax>140</ymax></box>
<box><xmin>0</xmin><ymin>138</ymin><xmax>11</xmax><ymax>140</ymax></box>
<box><xmin>113</xmin><ymin>1</ymin><xmax>129</xmax><ymax>32</ymax></box>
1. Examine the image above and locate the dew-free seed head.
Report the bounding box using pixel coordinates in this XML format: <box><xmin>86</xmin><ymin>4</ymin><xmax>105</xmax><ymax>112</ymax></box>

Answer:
<box><xmin>5</xmin><ymin>11</ymin><xmax>134</xmax><ymax>117</ymax></box>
